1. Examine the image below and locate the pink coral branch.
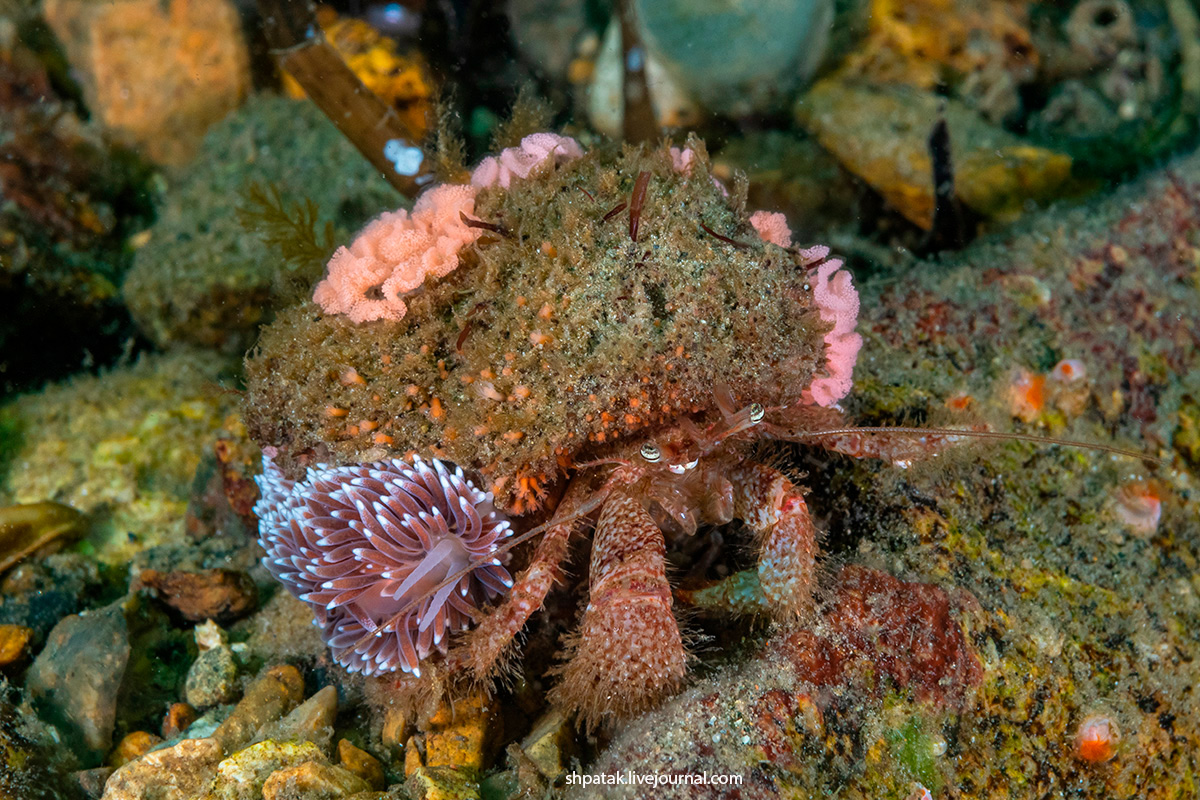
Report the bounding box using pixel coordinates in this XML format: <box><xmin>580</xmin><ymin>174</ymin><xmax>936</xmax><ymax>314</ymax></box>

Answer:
<box><xmin>314</xmin><ymin>184</ymin><xmax>480</xmax><ymax>323</ymax></box>
<box><xmin>471</xmin><ymin>133</ymin><xmax>583</xmax><ymax>189</ymax></box>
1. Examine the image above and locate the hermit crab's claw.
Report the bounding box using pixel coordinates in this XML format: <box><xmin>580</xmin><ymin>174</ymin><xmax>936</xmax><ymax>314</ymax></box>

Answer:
<box><xmin>549</xmin><ymin>491</ymin><xmax>687</xmax><ymax>731</ymax></box>
<box><xmin>730</xmin><ymin>463</ymin><xmax>818</xmax><ymax>620</ymax></box>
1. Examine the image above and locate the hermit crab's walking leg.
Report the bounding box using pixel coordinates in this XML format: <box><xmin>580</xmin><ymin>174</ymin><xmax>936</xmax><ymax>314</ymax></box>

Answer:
<box><xmin>457</xmin><ymin>480</ymin><xmax>588</xmax><ymax>680</ymax></box>
<box><xmin>550</xmin><ymin>491</ymin><xmax>686</xmax><ymax>731</ymax></box>
<box><xmin>729</xmin><ymin>463</ymin><xmax>818</xmax><ymax>620</ymax></box>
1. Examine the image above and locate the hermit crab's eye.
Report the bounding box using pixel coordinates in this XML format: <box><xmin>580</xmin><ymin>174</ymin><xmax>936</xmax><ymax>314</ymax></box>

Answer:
<box><xmin>748</xmin><ymin>403</ymin><xmax>765</xmax><ymax>423</ymax></box>
<box><xmin>640</xmin><ymin>442</ymin><xmax>662</xmax><ymax>462</ymax></box>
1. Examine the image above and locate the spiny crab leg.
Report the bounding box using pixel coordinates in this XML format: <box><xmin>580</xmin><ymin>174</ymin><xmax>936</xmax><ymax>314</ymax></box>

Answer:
<box><xmin>729</xmin><ymin>462</ymin><xmax>818</xmax><ymax>620</ymax></box>
<box><xmin>549</xmin><ymin>490</ymin><xmax>687</xmax><ymax>731</ymax></box>
<box><xmin>456</xmin><ymin>479</ymin><xmax>603</xmax><ymax>679</ymax></box>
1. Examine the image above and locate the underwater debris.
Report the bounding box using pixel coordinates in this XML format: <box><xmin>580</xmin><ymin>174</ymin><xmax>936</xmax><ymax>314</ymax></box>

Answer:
<box><xmin>0</xmin><ymin>501</ymin><xmax>85</xmax><ymax>575</ymax></box>
<box><xmin>258</xmin><ymin>0</ymin><xmax>433</xmax><ymax>197</ymax></box>
<box><xmin>281</xmin><ymin>9</ymin><xmax>435</xmax><ymax>142</ymax></box>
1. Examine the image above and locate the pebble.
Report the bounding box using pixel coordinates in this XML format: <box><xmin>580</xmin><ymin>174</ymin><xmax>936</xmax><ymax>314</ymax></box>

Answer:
<box><xmin>185</xmin><ymin>644</ymin><xmax>239</xmax><ymax>709</ymax></box>
<box><xmin>211</xmin><ymin>664</ymin><xmax>304</xmax><ymax>754</ymax></box>
<box><xmin>406</xmin><ymin>766</ymin><xmax>480</xmax><ymax>800</ymax></box>
<box><xmin>0</xmin><ymin>624</ymin><xmax>33</xmax><ymax>667</ymax></box>
<box><xmin>138</xmin><ymin>569</ymin><xmax>258</xmax><ymax>624</ymax></box>
<box><xmin>796</xmin><ymin>78</ymin><xmax>1073</xmax><ymax>229</ymax></box>
<box><xmin>108</xmin><ymin>731</ymin><xmax>162</xmax><ymax>768</ymax></box>
<box><xmin>25</xmin><ymin>599</ymin><xmax>130</xmax><ymax>761</ymax></box>
<box><xmin>379</xmin><ymin>706</ymin><xmax>407</xmax><ymax>757</ymax></box>
<box><xmin>210</xmin><ymin>740</ymin><xmax>324</xmax><ymax>800</ymax></box>
<box><xmin>423</xmin><ymin>690</ymin><xmax>492</xmax><ymax>771</ymax></box>
<box><xmin>100</xmin><ymin>737</ymin><xmax>224</xmax><ymax>800</ymax></box>
<box><xmin>162</xmin><ymin>702</ymin><xmax>198</xmax><ymax>740</ymax></box>
<box><xmin>337</xmin><ymin>738</ymin><xmax>386</xmax><ymax>790</ymax></box>
<box><xmin>41</xmin><ymin>0</ymin><xmax>249</xmax><ymax>164</ymax></box>
<box><xmin>255</xmin><ymin>685</ymin><xmax>339</xmax><ymax>751</ymax></box>
<box><xmin>72</xmin><ymin>767</ymin><xmax>115</xmax><ymax>799</ymax></box>
<box><xmin>261</xmin><ymin>760</ymin><xmax>371</xmax><ymax>800</ymax></box>
<box><xmin>519</xmin><ymin>709</ymin><xmax>575</xmax><ymax>781</ymax></box>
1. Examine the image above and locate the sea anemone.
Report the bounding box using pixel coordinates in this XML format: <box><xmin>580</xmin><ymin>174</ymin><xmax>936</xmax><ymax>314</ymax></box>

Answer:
<box><xmin>254</xmin><ymin>451</ymin><xmax>513</xmax><ymax>676</ymax></box>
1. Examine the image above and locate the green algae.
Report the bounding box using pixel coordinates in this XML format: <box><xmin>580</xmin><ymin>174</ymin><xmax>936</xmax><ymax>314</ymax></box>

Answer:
<box><xmin>0</xmin><ymin>350</ymin><xmax>241</xmax><ymax>564</ymax></box>
<box><xmin>122</xmin><ymin>95</ymin><xmax>400</xmax><ymax>351</ymax></box>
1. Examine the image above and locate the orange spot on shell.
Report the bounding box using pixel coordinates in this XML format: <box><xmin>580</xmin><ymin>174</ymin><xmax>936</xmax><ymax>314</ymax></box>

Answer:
<box><xmin>1007</xmin><ymin>368</ymin><xmax>1046</xmax><ymax>422</ymax></box>
<box><xmin>373</xmin><ymin>433</ymin><xmax>394</xmax><ymax>445</ymax></box>
<box><xmin>1050</xmin><ymin>359</ymin><xmax>1086</xmax><ymax>383</ymax></box>
<box><xmin>1075</xmin><ymin>715</ymin><xmax>1119</xmax><ymax>763</ymax></box>
<box><xmin>325</xmin><ymin>406</ymin><xmax>349</xmax><ymax>417</ymax></box>
<box><xmin>1114</xmin><ymin>481</ymin><xmax>1163</xmax><ymax>535</ymax></box>
<box><xmin>339</xmin><ymin>368</ymin><xmax>366</xmax><ymax>386</ymax></box>
<box><xmin>428</xmin><ymin>397</ymin><xmax>445</xmax><ymax>420</ymax></box>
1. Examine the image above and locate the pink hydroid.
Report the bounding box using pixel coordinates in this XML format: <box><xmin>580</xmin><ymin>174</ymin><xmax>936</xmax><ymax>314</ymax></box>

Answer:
<box><xmin>470</xmin><ymin>133</ymin><xmax>583</xmax><ymax>189</ymax></box>
<box><xmin>254</xmin><ymin>451</ymin><xmax>513</xmax><ymax>676</ymax></box>
<box><xmin>799</xmin><ymin>245</ymin><xmax>862</xmax><ymax>407</ymax></box>
<box><xmin>313</xmin><ymin>184</ymin><xmax>481</xmax><ymax>323</ymax></box>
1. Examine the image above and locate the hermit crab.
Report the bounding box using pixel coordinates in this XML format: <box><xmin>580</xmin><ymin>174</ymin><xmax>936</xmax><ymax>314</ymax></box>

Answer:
<box><xmin>245</xmin><ymin>135</ymin><xmax>1140</xmax><ymax>729</ymax></box>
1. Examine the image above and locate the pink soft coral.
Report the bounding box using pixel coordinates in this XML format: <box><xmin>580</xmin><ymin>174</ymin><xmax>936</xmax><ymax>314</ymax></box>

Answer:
<box><xmin>802</xmin><ymin>246</ymin><xmax>863</xmax><ymax>407</ymax></box>
<box><xmin>471</xmin><ymin>133</ymin><xmax>583</xmax><ymax>189</ymax></box>
<box><xmin>314</xmin><ymin>184</ymin><xmax>481</xmax><ymax>323</ymax></box>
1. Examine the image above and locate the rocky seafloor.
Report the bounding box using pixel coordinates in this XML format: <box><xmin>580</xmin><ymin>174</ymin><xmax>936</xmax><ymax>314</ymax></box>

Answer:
<box><xmin>2</xmin><ymin>0</ymin><xmax>1200</xmax><ymax>797</ymax></box>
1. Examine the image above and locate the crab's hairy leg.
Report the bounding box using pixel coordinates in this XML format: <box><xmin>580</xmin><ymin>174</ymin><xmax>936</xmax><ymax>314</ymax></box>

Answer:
<box><xmin>455</xmin><ymin>479</ymin><xmax>599</xmax><ymax>680</ymax></box>
<box><xmin>550</xmin><ymin>491</ymin><xmax>686</xmax><ymax>732</ymax></box>
<box><xmin>729</xmin><ymin>462</ymin><xmax>817</xmax><ymax>621</ymax></box>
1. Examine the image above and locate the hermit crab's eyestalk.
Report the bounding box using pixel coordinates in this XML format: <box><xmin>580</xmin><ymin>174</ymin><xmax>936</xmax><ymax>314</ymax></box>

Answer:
<box><xmin>254</xmin><ymin>453</ymin><xmax>513</xmax><ymax>677</ymax></box>
<box><xmin>640</xmin><ymin>442</ymin><xmax>662</xmax><ymax>462</ymax></box>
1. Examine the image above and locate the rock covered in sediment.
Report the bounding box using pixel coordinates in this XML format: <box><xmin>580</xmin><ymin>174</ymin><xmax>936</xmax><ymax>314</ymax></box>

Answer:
<box><xmin>122</xmin><ymin>97</ymin><xmax>399</xmax><ymax>351</ymax></box>
<box><xmin>42</xmin><ymin>0</ymin><xmax>249</xmax><ymax>165</ymax></box>
<box><xmin>25</xmin><ymin>600</ymin><xmax>130</xmax><ymax>763</ymax></box>
<box><xmin>100</xmin><ymin>737</ymin><xmax>224</xmax><ymax>800</ymax></box>
<box><xmin>245</xmin><ymin>140</ymin><xmax>835</xmax><ymax>513</ymax></box>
